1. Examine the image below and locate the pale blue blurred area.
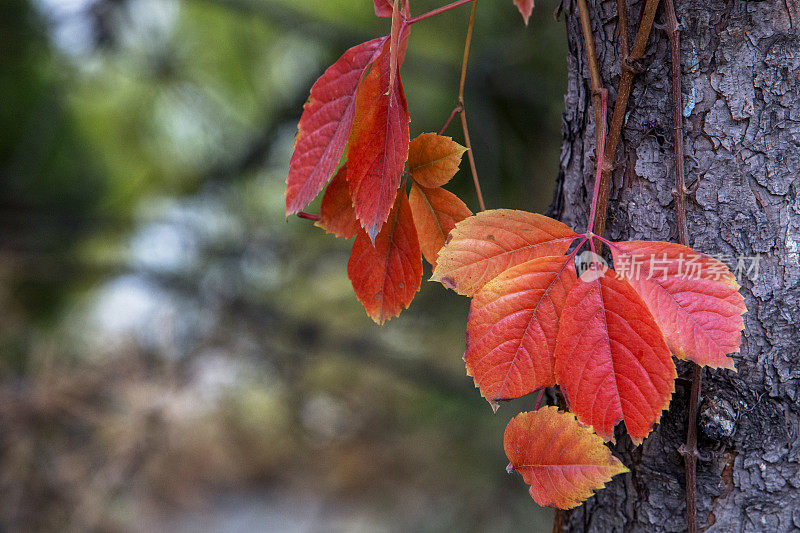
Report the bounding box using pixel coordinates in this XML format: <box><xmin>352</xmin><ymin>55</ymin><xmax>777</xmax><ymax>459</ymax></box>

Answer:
<box><xmin>1</xmin><ymin>1</ymin><xmax>567</xmax><ymax>530</ymax></box>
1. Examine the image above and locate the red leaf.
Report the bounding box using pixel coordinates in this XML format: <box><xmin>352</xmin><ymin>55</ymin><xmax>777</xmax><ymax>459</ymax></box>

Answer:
<box><xmin>505</xmin><ymin>407</ymin><xmax>628</xmax><ymax>509</ymax></box>
<box><xmin>513</xmin><ymin>0</ymin><xmax>534</xmax><ymax>25</ymax></box>
<box><xmin>373</xmin><ymin>0</ymin><xmax>393</xmax><ymax>17</ymax></box>
<box><xmin>465</xmin><ymin>255</ymin><xmax>577</xmax><ymax>407</ymax></box>
<box><xmin>348</xmin><ymin>190</ymin><xmax>422</xmax><ymax>324</ymax></box>
<box><xmin>315</xmin><ymin>165</ymin><xmax>359</xmax><ymax>239</ymax></box>
<box><xmin>347</xmin><ymin>39</ymin><xmax>411</xmax><ymax>241</ymax></box>
<box><xmin>431</xmin><ymin>210</ymin><xmax>578</xmax><ymax>296</ymax></box>
<box><xmin>286</xmin><ymin>37</ymin><xmax>387</xmax><ymax>215</ymax></box>
<box><xmin>611</xmin><ymin>241</ymin><xmax>746</xmax><ymax>370</ymax></box>
<box><xmin>408</xmin><ymin>183</ymin><xmax>472</xmax><ymax>266</ymax></box>
<box><xmin>407</xmin><ymin>133</ymin><xmax>467</xmax><ymax>188</ymax></box>
<box><xmin>554</xmin><ymin>268</ymin><xmax>676</xmax><ymax>444</ymax></box>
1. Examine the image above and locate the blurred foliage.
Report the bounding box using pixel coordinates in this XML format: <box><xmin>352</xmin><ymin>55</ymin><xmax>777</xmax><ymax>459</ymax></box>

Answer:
<box><xmin>0</xmin><ymin>0</ymin><xmax>567</xmax><ymax>530</ymax></box>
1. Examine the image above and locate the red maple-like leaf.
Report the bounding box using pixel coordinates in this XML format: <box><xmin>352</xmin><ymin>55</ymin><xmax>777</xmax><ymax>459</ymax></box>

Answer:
<box><xmin>285</xmin><ymin>37</ymin><xmax>387</xmax><ymax>215</ymax></box>
<box><xmin>347</xmin><ymin>38</ymin><xmax>411</xmax><ymax>241</ymax></box>
<box><xmin>408</xmin><ymin>183</ymin><xmax>471</xmax><ymax>266</ymax></box>
<box><xmin>513</xmin><ymin>0</ymin><xmax>535</xmax><ymax>25</ymax></box>
<box><xmin>505</xmin><ymin>407</ymin><xmax>628</xmax><ymax>509</ymax></box>
<box><xmin>431</xmin><ymin>210</ymin><xmax>578</xmax><ymax>296</ymax></box>
<box><xmin>611</xmin><ymin>240</ymin><xmax>746</xmax><ymax>369</ymax></box>
<box><xmin>348</xmin><ymin>190</ymin><xmax>422</xmax><ymax>324</ymax></box>
<box><xmin>554</xmin><ymin>267</ymin><xmax>676</xmax><ymax>444</ymax></box>
<box><xmin>464</xmin><ymin>255</ymin><xmax>577</xmax><ymax>407</ymax></box>
<box><xmin>315</xmin><ymin>165</ymin><xmax>359</xmax><ymax>239</ymax></box>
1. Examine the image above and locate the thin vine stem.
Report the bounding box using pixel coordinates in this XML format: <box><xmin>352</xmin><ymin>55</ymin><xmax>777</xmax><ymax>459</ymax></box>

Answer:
<box><xmin>587</xmin><ymin>89</ymin><xmax>608</xmax><ymax>233</ymax></box>
<box><xmin>457</xmin><ymin>0</ymin><xmax>486</xmax><ymax>211</ymax></box>
<box><xmin>592</xmin><ymin>0</ymin><xmax>662</xmax><ymax>238</ymax></box>
<box><xmin>576</xmin><ymin>0</ymin><xmax>606</xmax><ymax>154</ymax></box>
<box><xmin>407</xmin><ymin>0</ymin><xmax>473</xmax><ymax>24</ymax></box>
<box><xmin>663</xmin><ymin>0</ymin><xmax>701</xmax><ymax>531</ymax></box>
<box><xmin>439</xmin><ymin>104</ymin><xmax>463</xmax><ymax>135</ymax></box>
<box><xmin>617</xmin><ymin>0</ymin><xmax>630</xmax><ymax>60</ymax></box>
<box><xmin>431</xmin><ymin>0</ymin><xmax>485</xmax><ymax>211</ymax></box>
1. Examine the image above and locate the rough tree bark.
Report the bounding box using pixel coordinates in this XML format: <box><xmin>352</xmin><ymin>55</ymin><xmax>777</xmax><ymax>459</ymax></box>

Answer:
<box><xmin>550</xmin><ymin>0</ymin><xmax>800</xmax><ymax>531</ymax></box>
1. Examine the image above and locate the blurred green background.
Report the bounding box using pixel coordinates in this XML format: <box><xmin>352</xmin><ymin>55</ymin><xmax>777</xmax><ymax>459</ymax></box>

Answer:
<box><xmin>0</xmin><ymin>0</ymin><xmax>567</xmax><ymax>530</ymax></box>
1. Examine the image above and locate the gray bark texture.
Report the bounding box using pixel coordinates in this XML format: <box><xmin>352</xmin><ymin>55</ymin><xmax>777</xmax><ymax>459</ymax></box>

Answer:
<box><xmin>550</xmin><ymin>0</ymin><xmax>800</xmax><ymax>531</ymax></box>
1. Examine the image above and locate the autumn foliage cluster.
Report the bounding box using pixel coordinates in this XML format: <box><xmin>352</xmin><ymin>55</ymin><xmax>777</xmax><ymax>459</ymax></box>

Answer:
<box><xmin>285</xmin><ymin>0</ymin><xmax>746</xmax><ymax>511</ymax></box>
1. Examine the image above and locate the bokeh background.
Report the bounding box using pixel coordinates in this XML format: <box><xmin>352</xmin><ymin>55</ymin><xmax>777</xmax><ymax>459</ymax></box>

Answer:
<box><xmin>0</xmin><ymin>0</ymin><xmax>567</xmax><ymax>530</ymax></box>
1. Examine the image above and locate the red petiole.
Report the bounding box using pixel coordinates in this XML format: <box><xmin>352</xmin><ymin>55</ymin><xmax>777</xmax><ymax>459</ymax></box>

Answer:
<box><xmin>406</xmin><ymin>0</ymin><xmax>474</xmax><ymax>25</ymax></box>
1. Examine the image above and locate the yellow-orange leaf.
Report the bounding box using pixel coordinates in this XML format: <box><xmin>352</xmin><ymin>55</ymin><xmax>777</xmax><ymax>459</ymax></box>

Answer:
<box><xmin>348</xmin><ymin>190</ymin><xmax>422</xmax><ymax>324</ymax></box>
<box><xmin>505</xmin><ymin>407</ymin><xmax>628</xmax><ymax>509</ymax></box>
<box><xmin>431</xmin><ymin>210</ymin><xmax>578</xmax><ymax>296</ymax></box>
<box><xmin>315</xmin><ymin>165</ymin><xmax>359</xmax><ymax>239</ymax></box>
<box><xmin>408</xmin><ymin>183</ymin><xmax>471</xmax><ymax>266</ymax></box>
<box><xmin>407</xmin><ymin>133</ymin><xmax>467</xmax><ymax>188</ymax></box>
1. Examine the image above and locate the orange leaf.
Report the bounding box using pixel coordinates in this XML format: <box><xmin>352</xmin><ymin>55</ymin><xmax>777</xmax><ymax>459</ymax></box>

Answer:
<box><xmin>348</xmin><ymin>190</ymin><xmax>422</xmax><ymax>324</ymax></box>
<box><xmin>347</xmin><ymin>39</ymin><xmax>411</xmax><ymax>241</ymax></box>
<box><xmin>611</xmin><ymin>241</ymin><xmax>746</xmax><ymax>370</ymax></box>
<box><xmin>465</xmin><ymin>255</ymin><xmax>576</xmax><ymax>408</ymax></box>
<box><xmin>286</xmin><ymin>37</ymin><xmax>387</xmax><ymax>215</ymax></box>
<box><xmin>554</xmin><ymin>268</ymin><xmax>676</xmax><ymax>444</ymax></box>
<box><xmin>408</xmin><ymin>183</ymin><xmax>472</xmax><ymax>266</ymax></box>
<box><xmin>407</xmin><ymin>133</ymin><xmax>467</xmax><ymax>188</ymax></box>
<box><xmin>505</xmin><ymin>407</ymin><xmax>628</xmax><ymax>509</ymax></box>
<box><xmin>431</xmin><ymin>210</ymin><xmax>578</xmax><ymax>296</ymax></box>
<box><xmin>315</xmin><ymin>165</ymin><xmax>359</xmax><ymax>239</ymax></box>
<box><xmin>513</xmin><ymin>0</ymin><xmax>534</xmax><ymax>25</ymax></box>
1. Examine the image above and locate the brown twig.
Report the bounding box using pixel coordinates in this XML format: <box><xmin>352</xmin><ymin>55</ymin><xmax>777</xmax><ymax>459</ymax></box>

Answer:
<box><xmin>665</xmin><ymin>0</ymin><xmax>688</xmax><ymax>247</ymax></box>
<box><xmin>664</xmin><ymin>0</ymin><xmax>700</xmax><ymax>531</ymax></box>
<box><xmin>457</xmin><ymin>0</ymin><xmax>486</xmax><ymax>211</ymax></box>
<box><xmin>592</xmin><ymin>0</ymin><xmax>662</xmax><ymax>238</ymax></box>
<box><xmin>576</xmin><ymin>0</ymin><xmax>606</xmax><ymax>153</ymax></box>
<box><xmin>683</xmin><ymin>365</ymin><xmax>702</xmax><ymax>532</ymax></box>
<box><xmin>617</xmin><ymin>0</ymin><xmax>630</xmax><ymax>61</ymax></box>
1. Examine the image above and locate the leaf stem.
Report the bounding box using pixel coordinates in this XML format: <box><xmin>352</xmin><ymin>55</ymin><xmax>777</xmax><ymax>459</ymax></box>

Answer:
<box><xmin>439</xmin><ymin>104</ymin><xmax>463</xmax><ymax>135</ymax></box>
<box><xmin>586</xmin><ymin>88</ymin><xmax>608</xmax><ymax>233</ymax></box>
<box><xmin>406</xmin><ymin>0</ymin><xmax>473</xmax><ymax>24</ymax></box>
<box><xmin>592</xmin><ymin>0</ymin><xmax>662</xmax><ymax>238</ymax></box>
<box><xmin>428</xmin><ymin>1</ymin><xmax>484</xmax><ymax>211</ymax></box>
<box><xmin>297</xmin><ymin>211</ymin><xmax>320</xmax><ymax>221</ymax></box>
<box><xmin>591</xmin><ymin>234</ymin><xmax>618</xmax><ymax>250</ymax></box>
<box><xmin>456</xmin><ymin>0</ymin><xmax>486</xmax><ymax>211</ymax></box>
<box><xmin>533</xmin><ymin>388</ymin><xmax>546</xmax><ymax>410</ymax></box>
<box><xmin>664</xmin><ymin>0</ymin><xmax>700</xmax><ymax>530</ymax></box>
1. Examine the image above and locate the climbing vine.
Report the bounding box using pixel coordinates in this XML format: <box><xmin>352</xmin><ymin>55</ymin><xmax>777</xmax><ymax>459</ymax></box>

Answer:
<box><xmin>284</xmin><ymin>0</ymin><xmax>745</xmax><ymax>528</ymax></box>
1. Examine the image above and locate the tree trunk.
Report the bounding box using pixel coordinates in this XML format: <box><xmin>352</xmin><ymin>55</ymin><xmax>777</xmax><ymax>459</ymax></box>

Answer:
<box><xmin>552</xmin><ymin>0</ymin><xmax>800</xmax><ymax>531</ymax></box>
